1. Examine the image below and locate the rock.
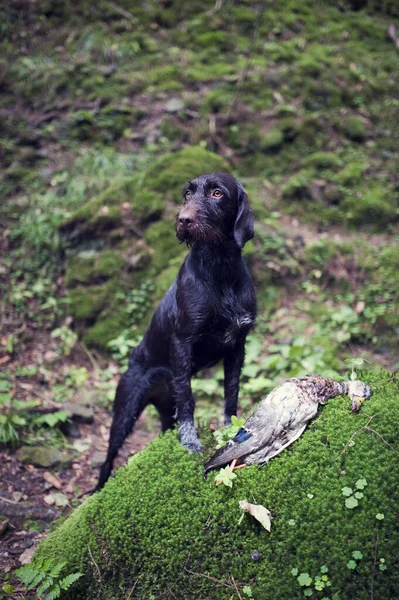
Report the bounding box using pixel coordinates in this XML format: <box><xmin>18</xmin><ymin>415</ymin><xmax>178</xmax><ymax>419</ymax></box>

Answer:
<box><xmin>16</xmin><ymin>446</ymin><xmax>64</xmax><ymax>468</ymax></box>
<box><xmin>164</xmin><ymin>98</ymin><xmax>185</xmax><ymax>113</ymax></box>
<box><xmin>64</xmin><ymin>402</ymin><xmax>94</xmax><ymax>423</ymax></box>
<box><xmin>91</xmin><ymin>451</ymin><xmax>106</xmax><ymax>468</ymax></box>
<box><xmin>72</xmin><ymin>388</ymin><xmax>104</xmax><ymax>406</ymax></box>
<box><xmin>19</xmin><ymin>546</ymin><xmax>36</xmax><ymax>565</ymax></box>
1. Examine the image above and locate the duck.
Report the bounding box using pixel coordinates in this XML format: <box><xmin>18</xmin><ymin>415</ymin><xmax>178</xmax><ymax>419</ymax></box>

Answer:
<box><xmin>204</xmin><ymin>375</ymin><xmax>372</xmax><ymax>476</ymax></box>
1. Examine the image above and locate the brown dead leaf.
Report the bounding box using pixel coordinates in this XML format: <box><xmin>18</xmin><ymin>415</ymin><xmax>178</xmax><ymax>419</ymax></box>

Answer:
<box><xmin>239</xmin><ymin>500</ymin><xmax>272</xmax><ymax>532</ymax></box>
<box><xmin>0</xmin><ymin>355</ymin><xmax>11</xmax><ymax>365</ymax></box>
<box><xmin>43</xmin><ymin>471</ymin><xmax>63</xmax><ymax>490</ymax></box>
<box><xmin>43</xmin><ymin>494</ymin><xmax>55</xmax><ymax>506</ymax></box>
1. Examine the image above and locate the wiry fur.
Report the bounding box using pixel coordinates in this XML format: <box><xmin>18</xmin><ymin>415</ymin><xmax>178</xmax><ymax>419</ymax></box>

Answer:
<box><xmin>96</xmin><ymin>172</ymin><xmax>256</xmax><ymax>490</ymax></box>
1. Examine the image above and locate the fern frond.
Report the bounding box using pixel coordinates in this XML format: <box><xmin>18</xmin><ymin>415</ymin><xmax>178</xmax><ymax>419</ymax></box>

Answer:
<box><xmin>59</xmin><ymin>572</ymin><xmax>83</xmax><ymax>590</ymax></box>
<box><xmin>15</xmin><ymin>565</ymin><xmax>38</xmax><ymax>587</ymax></box>
<box><xmin>43</xmin><ymin>583</ymin><xmax>61</xmax><ymax>600</ymax></box>
<box><xmin>48</xmin><ymin>561</ymin><xmax>66</xmax><ymax>579</ymax></box>
<box><xmin>36</xmin><ymin>576</ymin><xmax>54</xmax><ymax>597</ymax></box>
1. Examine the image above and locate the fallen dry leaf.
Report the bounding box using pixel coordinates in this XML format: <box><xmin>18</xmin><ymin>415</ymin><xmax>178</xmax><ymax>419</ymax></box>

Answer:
<box><xmin>19</xmin><ymin>546</ymin><xmax>36</xmax><ymax>565</ymax></box>
<box><xmin>239</xmin><ymin>500</ymin><xmax>272</xmax><ymax>532</ymax></box>
<box><xmin>43</xmin><ymin>471</ymin><xmax>63</xmax><ymax>490</ymax></box>
<box><xmin>43</xmin><ymin>494</ymin><xmax>55</xmax><ymax>506</ymax></box>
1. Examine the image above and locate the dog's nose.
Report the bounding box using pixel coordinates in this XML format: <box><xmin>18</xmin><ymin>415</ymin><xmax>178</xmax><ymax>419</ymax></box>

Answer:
<box><xmin>179</xmin><ymin>214</ymin><xmax>194</xmax><ymax>227</ymax></box>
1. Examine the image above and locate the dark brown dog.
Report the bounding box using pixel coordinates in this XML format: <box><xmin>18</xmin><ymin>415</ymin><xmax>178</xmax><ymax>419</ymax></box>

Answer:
<box><xmin>96</xmin><ymin>172</ymin><xmax>256</xmax><ymax>490</ymax></box>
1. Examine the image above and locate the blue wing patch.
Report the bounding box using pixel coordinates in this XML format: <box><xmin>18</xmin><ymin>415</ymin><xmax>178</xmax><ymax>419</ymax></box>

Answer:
<box><xmin>234</xmin><ymin>428</ymin><xmax>252</xmax><ymax>443</ymax></box>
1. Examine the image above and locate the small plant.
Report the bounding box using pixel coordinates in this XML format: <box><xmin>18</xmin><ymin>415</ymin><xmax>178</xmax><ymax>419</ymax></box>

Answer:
<box><xmin>51</xmin><ymin>326</ymin><xmax>78</xmax><ymax>357</ymax></box>
<box><xmin>345</xmin><ymin>357</ymin><xmax>370</xmax><ymax>381</ymax></box>
<box><xmin>0</xmin><ymin>380</ymin><xmax>68</xmax><ymax>447</ymax></box>
<box><xmin>15</xmin><ymin>558</ymin><xmax>83</xmax><ymax>599</ymax></box>
<box><xmin>342</xmin><ymin>478</ymin><xmax>367</xmax><ymax>509</ymax></box>
<box><xmin>213</xmin><ymin>415</ymin><xmax>246</xmax><ymax>449</ymax></box>
<box><xmin>291</xmin><ymin>564</ymin><xmax>332</xmax><ymax>597</ymax></box>
<box><xmin>214</xmin><ymin>466</ymin><xmax>237</xmax><ymax>488</ymax></box>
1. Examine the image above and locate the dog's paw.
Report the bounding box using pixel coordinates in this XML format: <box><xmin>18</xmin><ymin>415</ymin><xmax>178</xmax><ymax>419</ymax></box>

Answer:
<box><xmin>179</xmin><ymin>422</ymin><xmax>203</xmax><ymax>453</ymax></box>
<box><xmin>184</xmin><ymin>439</ymin><xmax>204</xmax><ymax>453</ymax></box>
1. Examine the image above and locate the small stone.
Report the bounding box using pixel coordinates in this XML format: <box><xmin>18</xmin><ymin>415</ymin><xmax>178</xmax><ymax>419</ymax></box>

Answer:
<box><xmin>165</xmin><ymin>98</ymin><xmax>185</xmax><ymax>113</ymax></box>
<box><xmin>64</xmin><ymin>402</ymin><xmax>94</xmax><ymax>423</ymax></box>
<box><xmin>17</xmin><ymin>446</ymin><xmax>63</xmax><ymax>468</ymax></box>
<box><xmin>91</xmin><ymin>451</ymin><xmax>106</xmax><ymax>468</ymax></box>
<box><xmin>251</xmin><ymin>550</ymin><xmax>262</xmax><ymax>561</ymax></box>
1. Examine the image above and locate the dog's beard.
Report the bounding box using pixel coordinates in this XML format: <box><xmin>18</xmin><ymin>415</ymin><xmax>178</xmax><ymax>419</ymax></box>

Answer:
<box><xmin>176</xmin><ymin>222</ymin><xmax>226</xmax><ymax>247</ymax></box>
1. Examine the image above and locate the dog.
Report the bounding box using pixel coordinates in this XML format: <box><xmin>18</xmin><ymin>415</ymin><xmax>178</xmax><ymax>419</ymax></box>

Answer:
<box><xmin>96</xmin><ymin>172</ymin><xmax>256</xmax><ymax>490</ymax></box>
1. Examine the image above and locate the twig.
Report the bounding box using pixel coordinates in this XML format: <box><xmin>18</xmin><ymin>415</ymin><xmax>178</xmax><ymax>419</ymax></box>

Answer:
<box><xmin>88</xmin><ymin>544</ymin><xmax>107</xmax><ymax>599</ymax></box>
<box><xmin>367</xmin><ymin>427</ymin><xmax>397</xmax><ymax>452</ymax></box>
<box><xmin>88</xmin><ymin>545</ymin><xmax>102</xmax><ymax>586</ymax></box>
<box><xmin>184</xmin><ymin>566</ymin><xmax>235</xmax><ymax>590</ymax></box>
<box><xmin>0</xmin><ymin>495</ymin><xmax>19</xmax><ymax>504</ymax></box>
<box><xmin>80</xmin><ymin>341</ymin><xmax>100</xmax><ymax>372</ymax></box>
<box><xmin>231</xmin><ymin>576</ymin><xmax>243</xmax><ymax>600</ymax></box>
<box><xmin>336</xmin><ymin>414</ymin><xmax>396</xmax><ymax>461</ymax></box>
<box><xmin>388</xmin><ymin>25</ymin><xmax>399</xmax><ymax>52</ymax></box>
<box><xmin>106</xmin><ymin>1</ymin><xmax>136</xmax><ymax>21</ymax></box>
<box><xmin>336</xmin><ymin>415</ymin><xmax>376</xmax><ymax>460</ymax></box>
<box><xmin>126</xmin><ymin>578</ymin><xmax>139</xmax><ymax>600</ymax></box>
<box><xmin>370</xmin><ymin>528</ymin><xmax>379</xmax><ymax>600</ymax></box>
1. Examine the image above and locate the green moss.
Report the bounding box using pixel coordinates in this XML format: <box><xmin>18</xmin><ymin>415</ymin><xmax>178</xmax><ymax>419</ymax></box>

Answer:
<box><xmin>145</xmin><ymin>220</ymin><xmax>185</xmax><ymax>273</ymax></box>
<box><xmin>343</xmin><ymin>184</ymin><xmax>397</xmax><ymax>227</ymax></box>
<box><xmin>282</xmin><ymin>169</ymin><xmax>315</xmax><ymax>201</ymax></box>
<box><xmin>341</xmin><ymin>116</ymin><xmax>368</xmax><ymax>142</ymax></box>
<box><xmin>336</xmin><ymin>162</ymin><xmax>368</xmax><ymax>185</ymax></box>
<box><xmin>260</xmin><ymin>129</ymin><xmax>284</xmax><ymax>152</ymax></box>
<box><xmin>95</xmin><ymin>249</ymin><xmax>125</xmax><ymax>278</ymax></box>
<box><xmin>82</xmin><ymin>306</ymin><xmax>128</xmax><ymax>350</ymax></box>
<box><xmin>141</xmin><ymin>147</ymin><xmax>229</xmax><ymax>201</ymax></box>
<box><xmin>68</xmin><ymin>286</ymin><xmax>109</xmax><ymax>320</ymax></box>
<box><xmin>65</xmin><ymin>253</ymin><xmax>97</xmax><ymax>287</ymax></box>
<box><xmin>35</xmin><ymin>370</ymin><xmax>399</xmax><ymax>599</ymax></box>
<box><xmin>303</xmin><ymin>152</ymin><xmax>343</xmax><ymax>170</ymax></box>
<box><xmin>153</xmin><ymin>262</ymin><xmax>181</xmax><ymax>302</ymax></box>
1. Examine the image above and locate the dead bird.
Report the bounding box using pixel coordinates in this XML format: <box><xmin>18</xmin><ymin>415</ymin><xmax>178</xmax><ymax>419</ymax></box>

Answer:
<box><xmin>204</xmin><ymin>375</ymin><xmax>372</xmax><ymax>475</ymax></box>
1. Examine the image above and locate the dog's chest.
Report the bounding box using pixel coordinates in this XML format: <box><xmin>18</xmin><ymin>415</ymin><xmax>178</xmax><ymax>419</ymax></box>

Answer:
<box><xmin>210</xmin><ymin>293</ymin><xmax>255</xmax><ymax>346</ymax></box>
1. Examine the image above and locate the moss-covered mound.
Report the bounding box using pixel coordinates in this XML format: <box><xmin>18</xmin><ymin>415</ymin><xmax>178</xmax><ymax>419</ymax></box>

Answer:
<box><xmin>61</xmin><ymin>146</ymin><xmax>228</xmax><ymax>350</ymax></box>
<box><xmin>36</xmin><ymin>370</ymin><xmax>399</xmax><ymax>599</ymax></box>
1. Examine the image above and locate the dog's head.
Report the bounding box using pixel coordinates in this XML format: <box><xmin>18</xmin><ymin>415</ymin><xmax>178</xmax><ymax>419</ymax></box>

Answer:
<box><xmin>176</xmin><ymin>172</ymin><xmax>254</xmax><ymax>248</ymax></box>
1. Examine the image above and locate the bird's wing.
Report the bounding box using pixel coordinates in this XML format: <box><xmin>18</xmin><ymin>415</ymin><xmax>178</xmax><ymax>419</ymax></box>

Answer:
<box><xmin>204</xmin><ymin>402</ymin><xmax>279</xmax><ymax>473</ymax></box>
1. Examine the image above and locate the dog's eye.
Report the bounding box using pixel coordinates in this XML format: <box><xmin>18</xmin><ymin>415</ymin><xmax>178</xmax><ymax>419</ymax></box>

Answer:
<box><xmin>185</xmin><ymin>191</ymin><xmax>191</xmax><ymax>200</ymax></box>
<box><xmin>212</xmin><ymin>189</ymin><xmax>223</xmax><ymax>198</ymax></box>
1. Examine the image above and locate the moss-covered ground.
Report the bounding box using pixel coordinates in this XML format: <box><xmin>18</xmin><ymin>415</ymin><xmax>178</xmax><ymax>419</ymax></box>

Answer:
<box><xmin>36</xmin><ymin>370</ymin><xmax>399</xmax><ymax>599</ymax></box>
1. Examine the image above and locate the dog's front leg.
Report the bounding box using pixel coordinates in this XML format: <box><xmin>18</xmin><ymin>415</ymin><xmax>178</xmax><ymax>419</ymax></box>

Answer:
<box><xmin>223</xmin><ymin>339</ymin><xmax>246</xmax><ymax>426</ymax></box>
<box><xmin>170</xmin><ymin>333</ymin><xmax>203</xmax><ymax>453</ymax></box>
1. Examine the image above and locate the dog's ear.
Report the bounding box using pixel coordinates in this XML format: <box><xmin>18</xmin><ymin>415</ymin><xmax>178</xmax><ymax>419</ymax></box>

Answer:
<box><xmin>234</xmin><ymin>182</ymin><xmax>254</xmax><ymax>248</ymax></box>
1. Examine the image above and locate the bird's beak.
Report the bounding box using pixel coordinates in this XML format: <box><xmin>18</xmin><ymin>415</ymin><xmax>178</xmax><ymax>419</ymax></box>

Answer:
<box><xmin>351</xmin><ymin>396</ymin><xmax>365</xmax><ymax>413</ymax></box>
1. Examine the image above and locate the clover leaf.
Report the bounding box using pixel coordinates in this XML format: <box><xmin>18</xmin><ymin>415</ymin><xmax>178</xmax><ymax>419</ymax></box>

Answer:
<box><xmin>352</xmin><ymin>551</ymin><xmax>363</xmax><ymax>560</ymax></box>
<box><xmin>345</xmin><ymin>496</ymin><xmax>359</xmax><ymax>509</ymax></box>
<box><xmin>347</xmin><ymin>560</ymin><xmax>357</xmax><ymax>570</ymax></box>
<box><xmin>341</xmin><ymin>487</ymin><xmax>353</xmax><ymax>497</ymax></box>
<box><xmin>355</xmin><ymin>478</ymin><xmax>367</xmax><ymax>489</ymax></box>
<box><xmin>297</xmin><ymin>573</ymin><xmax>312</xmax><ymax>587</ymax></box>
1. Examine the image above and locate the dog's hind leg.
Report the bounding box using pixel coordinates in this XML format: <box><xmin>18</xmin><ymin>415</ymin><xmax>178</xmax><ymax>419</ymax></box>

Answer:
<box><xmin>96</xmin><ymin>366</ymin><xmax>149</xmax><ymax>491</ymax></box>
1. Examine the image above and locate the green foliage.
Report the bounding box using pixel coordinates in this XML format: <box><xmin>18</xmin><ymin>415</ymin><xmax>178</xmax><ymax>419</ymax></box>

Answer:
<box><xmin>213</xmin><ymin>416</ymin><xmax>246</xmax><ymax>449</ymax></box>
<box><xmin>0</xmin><ymin>375</ymin><xmax>68</xmax><ymax>448</ymax></box>
<box><xmin>34</xmin><ymin>370</ymin><xmax>399</xmax><ymax>599</ymax></box>
<box><xmin>214</xmin><ymin>466</ymin><xmax>237</xmax><ymax>488</ymax></box>
<box><xmin>51</xmin><ymin>326</ymin><xmax>78</xmax><ymax>357</ymax></box>
<box><xmin>15</xmin><ymin>558</ymin><xmax>82</xmax><ymax>600</ymax></box>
